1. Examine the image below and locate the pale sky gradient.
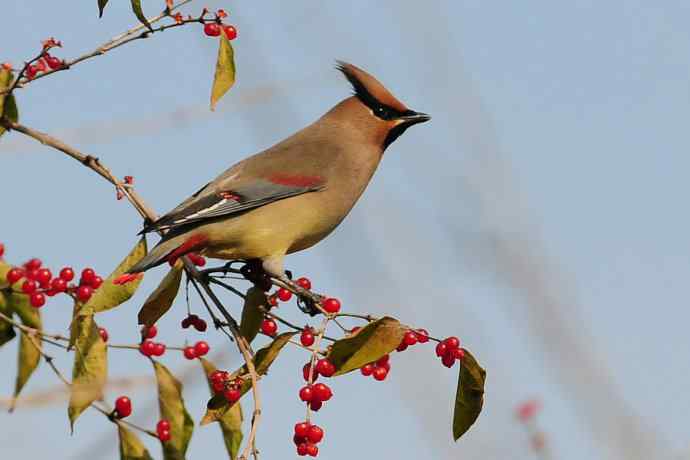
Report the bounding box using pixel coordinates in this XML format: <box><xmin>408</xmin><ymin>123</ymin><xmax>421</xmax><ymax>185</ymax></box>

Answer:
<box><xmin>2</xmin><ymin>2</ymin><xmax>690</xmax><ymax>459</ymax></box>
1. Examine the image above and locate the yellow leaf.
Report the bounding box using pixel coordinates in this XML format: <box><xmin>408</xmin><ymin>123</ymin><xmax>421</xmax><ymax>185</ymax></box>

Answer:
<box><xmin>200</xmin><ymin>358</ymin><xmax>243</xmax><ymax>459</ymax></box>
<box><xmin>68</xmin><ymin>312</ymin><xmax>108</xmax><ymax>430</ymax></box>
<box><xmin>118</xmin><ymin>424</ymin><xmax>154</xmax><ymax>460</ymax></box>
<box><xmin>210</xmin><ymin>35</ymin><xmax>236</xmax><ymax>111</ymax></box>
<box><xmin>153</xmin><ymin>361</ymin><xmax>194</xmax><ymax>460</ymax></box>
<box><xmin>85</xmin><ymin>238</ymin><xmax>147</xmax><ymax>313</ymax></box>
<box><xmin>239</xmin><ymin>287</ymin><xmax>267</xmax><ymax>344</ymax></box>
<box><xmin>327</xmin><ymin>316</ymin><xmax>405</xmax><ymax>376</ymax></box>
<box><xmin>138</xmin><ymin>264</ymin><xmax>183</xmax><ymax>327</ymax></box>
<box><xmin>9</xmin><ymin>292</ymin><xmax>41</xmax><ymax>407</ymax></box>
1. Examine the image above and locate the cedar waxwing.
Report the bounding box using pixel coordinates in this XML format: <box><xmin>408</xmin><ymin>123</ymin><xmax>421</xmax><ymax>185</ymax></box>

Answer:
<box><xmin>128</xmin><ymin>61</ymin><xmax>430</xmax><ymax>278</ymax></box>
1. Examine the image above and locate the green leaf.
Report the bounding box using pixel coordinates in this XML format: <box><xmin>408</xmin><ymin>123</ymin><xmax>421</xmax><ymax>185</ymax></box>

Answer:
<box><xmin>202</xmin><ymin>333</ymin><xmax>295</xmax><ymax>424</ymax></box>
<box><xmin>210</xmin><ymin>34</ymin><xmax>236</xmax><ymax>111</ymax></box>
<box><xmin>98</xmin><ymin>0</ymin><xmax>109</xmax><ymax>18</ymax></box>
<box><xmin>86</xmin><ymin>237</ymin><xmax>147</xmax><ymax>313</ymax></box>
<box><xmin>0</xmin><ymin>68</ymin><xmax>19</xmax><ymax>139</ymax></box>
<box><xmin>453</xmin><ymin>348</ymin><xmax>486</xmax><ymax>441</ymax></box>
<box><xmin>138</xmin><ymin>264</ymin><xmax>183</xmax><ymax>327</ymax></box>
<box><xmin>130</xmin><ymin>0</ymin><xmax>153</xmax><ymax>31</ymax></box>
<box><xmin>200</xmin><ymin>358</ymin><xmax>243</xmax><ymax>459</ymax></box>
<box><xmin>153</xmin><ymin>361</ymin><xmax>194</xmax><ymax>460</ymax></box>
<box><xmin>239</xmin><ymin>287</ymin><xmax>267</xmax><ymax>344</ymax></box>
<box><xmin>118</xmin><ymin>424</ymin><xmax>154</xmax><ymax>460</ymax></box>
<box><xmin>68</xmin><ymin>311</ymin><xmax>108</xmax><ymax>430</ymax></box>
<box><xmin>327</xmin><ymin>317</ymin><xmax>405</xmax><ymax>376</ymax></box>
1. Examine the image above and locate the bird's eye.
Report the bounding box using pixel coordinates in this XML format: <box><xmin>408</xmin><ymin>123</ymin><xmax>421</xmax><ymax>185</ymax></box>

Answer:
<box><xmin>374</xmin><ymin>105</ymin><xmax>392</xmax><ymax>120</ymax></box>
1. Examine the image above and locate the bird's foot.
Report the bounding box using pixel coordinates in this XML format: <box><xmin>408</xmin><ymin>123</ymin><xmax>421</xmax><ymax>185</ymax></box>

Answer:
<box><xmin>240</xmin><ymin>259</ymin><xmax>272</xmax><ymax>292</ymax></box>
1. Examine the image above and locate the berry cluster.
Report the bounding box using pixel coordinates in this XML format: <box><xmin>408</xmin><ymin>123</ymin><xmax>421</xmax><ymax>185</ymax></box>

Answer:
<box><xmin>181</xmin><ymin>314</ymin><xmax>207</xmax><ymax>331</ymax></box>
<box><xmin>209</xmin><ymin>370</ymin><xmax>244</xmax><ymax>403</ymax></box>
<box><xmin>25</xmin><ymin>53</ymin><xmax>64</xmax><ymax>80</ymax></box>
<box><xmin>182</xmin><ymin>340</ymin><xmax>210</xmax><ymax>360</ymax></box>
<box><xmin>293</xmin><ymin>421</ymin><xmax>324</xmax><ymax>457</ymax></box>
<box><xmin>435</xmin><ymin>336</ymin><xmax>464</xmax><ymax>368</ymax></box>
<box><xmin>156</xmin><ymin>419</ymin><xmax>171</xmax><ymax>442</ymax></box>
<box><xmin>139</xmin><ymin>324</ymin><xmax>168</xmax><ymax>357</ymax></box>
<box><xmin>360</xmin><ymin>354</ymin><xmax>391</xmax><ymax>381</ymax></box>
<box><xmin>267</xmin><ymin>276</ymin><xmax>312</xmax><ymax>307</ymax></box>
<box><xmin>396</xmin><ymin>328</ymin><xmax>429</xmax><ymax>352</ymax></box>
<box><xmin>4</xmin><ymin>258</ymin><xmax>102</xmax><ymax>308</ymax></box>
<box><xmin>202</xmin><ymin>10</ymin><xmax>238</xmax><ymax>40</ymax></box>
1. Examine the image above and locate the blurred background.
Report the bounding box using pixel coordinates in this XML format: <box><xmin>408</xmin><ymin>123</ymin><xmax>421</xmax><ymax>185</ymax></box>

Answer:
<box><xmin>2</xmin><ymin>1</ymin><xmax>690</xmax><ymax>459</ymax></box>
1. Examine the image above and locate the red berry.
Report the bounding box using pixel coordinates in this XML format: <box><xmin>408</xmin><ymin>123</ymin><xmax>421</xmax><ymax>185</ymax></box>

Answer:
<box><xmin>158</xmin><ymin>429</ymin><xmax>171</xmax><ymax>442</ymax></box>
<box><xmin>212</xmin><ymin>380</ymin><xmax>226</xmax><ymax>393</ymax></box>
<box><xmin>268</xmin><ymin>295</ymin><xmax>278</xmax><ymax>307</ymax></box>
<box><xmin>50</xmin><ymin>277</ymin><xmax>67</xmax><ymax>292</ymax></box>
<box><xmin>312</xmin><ymin>383</ymin><xmax>332</xmax><ymax>401</ymax></box>
<box><xmin>210</xmin><ymin>370</ymin><xmax>227</xmax><ymax>383</ymax></box>
<box><xmin>360</xmin><ymin>363</ymin><xmax>375</xmax><ymax>376</ymax></box>
<box><xmin>183</xmin><ymin>346</ymin><xmax>197</xmax><ymax>360</ymax></box>
<box><xmin>45</xmin><ymin>55</ymin><xmax>62</xmax><ymax>70</ymax></box>
<box><xmin>415</xmin><ymin>329</ymin><xmax>430</xmax><ymax>343</ymax></box>
<box><xmin>156</xmin><ymin>419</ymin><xmax>171</xmax><ymax>433</ymax></box>
<box><xmin>294</xmin><ymin>421</ymin><xmax>310</xmax><ymax>438</ymax></box>
<box><xmin>139</xmin><ymin>340</ymin><xmax>156</xmax><ymax>356</ymax></box>
<box><xmin>296</xmin><ymin>277</ymin><xmax>311</xmax><ymax>290</ymax></box>
<box><xmin>24</xmin><ymin>258</ymin><xmax>42</xmax><ymax>271</ymax></box>
<box><xmin>193</xmin><ymin>317</ymin><xmax>207</xmax><ymax>332</ymax></box>
<box><xmin>322</xmin><ymin>298</ymin><xmax>340</xmax><ymax>313</ymax></box>
<box><xmin>124</xmin><ymin>175</ymin><xmax>134</xmax><ymax>185</ymax></box>
<box><xmin>29</xmin><ymin>292</ymin><xmax>45</xmax><ymax>308</ymax></box>
<box><xmin>25</xmin><ymin>65</ymin><xmax>37</xmax><ymax>79</ymax></box>
<box><xmin>46</xmin><ymin>289</ymin><xmax>58</xmax><ymax>297</ymax></box>
<box><xmin>403</xmin><ymin>330</ymin><xmax>418</xmax><ymax>346</ymax></box>
<box><xmin>376</xmin><ymin>354</ymin><xmax>389</xmax><ymax>367</ymax></box>
<box><xmin>302</xmin><ymin>363</ymin><xmax>319</xmax><ymax>382</ymax></box>
<box><xmin>443</xmin><ymin>336</ymin><xmax>460</xmax><ymax>349</ymax></box>
<box><xmin>223</xmin><ymin>25</ymin><xmax>238</xmax><ymax>40</ymax></box>
<box><xmin>305</xmin><ymin>443</ymin><xmax>318</xmax><ymax>457</ymax></box>
<box><xmin>441</xmin><ymin>351</ymin><xmax>456</xmax><ymax>368</ymax></box>
<box><xmin>277</xmin><ymin>288</ymin><xmax>292</xmax><ymax>302</ymax></box>
<box><xmin>80</xmin><ymin>268</ymin><xmax>96</xmax><ymax>286</ymax></box>
<box><xmin>396</xmin><ymin>342</ymin><xmax>408</xmax><ymax>352</ymax></box>
<box><xmin>152</xmin><ymin>342</ymin><xmax>166</xmax><ymax>356</ymax></box>
<box><xmin>36</xmin><ymin>268</ymin><xmax>52</xmax><ymax>287</ymax></box>
<box><xmin>309</xmin><ymin>399</ymin><xmax>322</xmax><ymax>411</ymax></box>
<box><xmin>300</xmin><ymin>328</ymin><xmax>315</xmax><ymax>347</ymax></box>
<box><xmin>299</xmin><ymin>385</ymin><xmax>313</xmax><ymax>402</ymax></box>
<box><xmin>25</xmin><ymin>269</ymin><xmax>39</xmax><ymax>281</ymax></box>
<box><xmin>76</xmin><ymin>285</ymin><xmax>93</xmax><ymax>303</ymax></box>
<box><xmin>372</xmin><ymin>366</ymin><xmax>389</xmax><ymax>381</ymax></box>
<box><xmin>435</xmin><ymin>342</ymin><xmax>448</xmax><ymax>357</ymax></box>
<box><xmin>114</xmin><ymin>396</ymin><xmax>132</xmax><ymax>418</ymax></box>
<box><xmin>99</xmin><ymin>327</ymin><xmax>109</xmax><ymax>342</ymax></box>
<box><xmin>6</xmin><ymin>268</ymin><xmax>24</xmax><ymax>284</ymax></box>
<box><xmin>224</xmin><ymin>388</ymin><xmax>241</xmax><ymax>403</ymax></box>
<box><xmin>91</xmin><ymin>276</ymin><xmax>103</xmax><ymax>289</ymax></box>
<box><xmin>34</xmin><ymin>59</ymin><xmax>46</xmax><ymax>72</ymax></box>
<box><xmin>194</xmin><ymin>341</ymin><xmax>210</xmax><ymax>356</ymax></box>
<box><xmin>181</xmin><ymin>317</ymin><xmax>192</xmax><ymax>329</ymax></box>
<box><xmin>0</xmin><ymin>243</ymin><xmax>4</xmax><ymax>258</ymax></box>
<box><xmin>315</xmin><ymin>359</ymin><xmax>335</xmax><ymax>377</ymax></box>
<box><xmin>142</xmin><ymin>324</ymin><xmax>158</xmax><ymax>339</ymax></box>
<box><xmin>307</xmin><ymin>425</ymin><xmax>324</xmax><ymax>443</ymax></box>
<box><xmin>59</xmin><ymin>267</ymin><xmax>75</xmax><ymax>282</ymax></box>
<box><xmin>204</xmin><ymin>22</ymin><xmax>221</xmax><ymax>37</ymax></box>
<box><xmin>452</xmin><ymin>348</ymin><xmax>465</xmax><ymax>360</ymax></box>
<box><xmin>22</xmin><ymin>279</ymin><xmax>37</xmax><ymax>294</ymax></box>
<box><xmin>260</xmin><ymin>318</ymin><xmax>277</xmax><ymax>336</ymax></box>
<box><xmin>297</xmin><ymin>443</ymin><xmax>308</xmax><ymax>456</ymax></box>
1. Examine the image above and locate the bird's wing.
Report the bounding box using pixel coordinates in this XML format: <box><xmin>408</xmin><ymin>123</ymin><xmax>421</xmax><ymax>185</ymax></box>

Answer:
<box><xmin>141</xmin><ymin>175</ymin><xmax>325</xmax><ymax>234</ymax></box>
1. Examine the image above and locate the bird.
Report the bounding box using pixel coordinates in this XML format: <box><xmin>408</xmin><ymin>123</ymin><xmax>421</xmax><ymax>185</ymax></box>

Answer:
<box><xmin>128</xmin><ymin>61</ymin><xmax>430</xmax><ymax>281</ymax></box>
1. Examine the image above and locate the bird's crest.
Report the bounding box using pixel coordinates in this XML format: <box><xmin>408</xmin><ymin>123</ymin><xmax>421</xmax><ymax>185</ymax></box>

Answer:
<box><xmin>336</xmin><ymin>61</ymin><xmax>408</xmax><ymax>113</ymax></box>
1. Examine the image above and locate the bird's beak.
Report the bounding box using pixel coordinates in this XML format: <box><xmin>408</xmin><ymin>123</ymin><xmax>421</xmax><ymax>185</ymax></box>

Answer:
<box><xmin>398</xmin><ymin>111</ymin><xmax>431</xmax><ymax>126</ymax></box>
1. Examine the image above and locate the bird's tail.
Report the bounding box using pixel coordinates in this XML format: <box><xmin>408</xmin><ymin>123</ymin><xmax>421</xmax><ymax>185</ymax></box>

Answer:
<box><xmin>128</xmin><ymin>233</ymin><xmax>193</xmax><ymax>274</ymax></box>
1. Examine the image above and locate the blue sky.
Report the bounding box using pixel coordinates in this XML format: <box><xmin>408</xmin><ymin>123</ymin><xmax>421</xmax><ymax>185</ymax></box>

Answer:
<box><xmin>2</xmin><ymin>1</ymin><xmax>690</xmax><ymax>459</ymax></box>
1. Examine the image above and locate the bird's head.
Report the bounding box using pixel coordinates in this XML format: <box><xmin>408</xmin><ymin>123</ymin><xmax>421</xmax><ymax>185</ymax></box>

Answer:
<box><xmin>334</xmin><ymin>61</ymin><xmax>430</xmax><ymax>151</ymax></box>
